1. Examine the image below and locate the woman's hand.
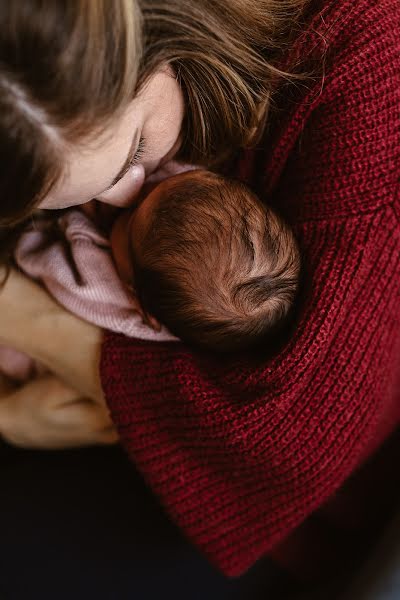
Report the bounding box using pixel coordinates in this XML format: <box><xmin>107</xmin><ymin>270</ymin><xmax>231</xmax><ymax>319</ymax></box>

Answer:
<box><xmin>0</xmin><ymin>266</ymin><xmax>103</xmax><ymax>401</ymax></box>
<box><xmin>0</xmin><ymin>374</ymin><xmax>118</xmax><ymax>449</ymax></box>
<box><xmin>0</xmin><ymin>267</ymin><xmax>119</xmax><ymax>449</ymax></box>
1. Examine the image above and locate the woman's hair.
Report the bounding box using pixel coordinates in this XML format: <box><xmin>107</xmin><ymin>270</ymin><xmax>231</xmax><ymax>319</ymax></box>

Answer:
<box><xmin>0</xmin><ymin>0</ymin><xmax>308</xmax><ymax>228</ymax></box>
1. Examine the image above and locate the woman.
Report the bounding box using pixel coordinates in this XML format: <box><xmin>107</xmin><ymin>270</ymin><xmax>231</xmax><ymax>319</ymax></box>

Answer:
<box><xmin>0</xmin><ymin>0</ymin><xmax>399</xmax><ymax>597</ymax></box>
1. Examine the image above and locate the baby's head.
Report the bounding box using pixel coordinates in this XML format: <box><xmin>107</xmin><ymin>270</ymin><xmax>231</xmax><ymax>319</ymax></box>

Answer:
<box><xmin>111</xmin><ymin>170</ymin><xmax>300</xmax><ymax>352</ymax></box>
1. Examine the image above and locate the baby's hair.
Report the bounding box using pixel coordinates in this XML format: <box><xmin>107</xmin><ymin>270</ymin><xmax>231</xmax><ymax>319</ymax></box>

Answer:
<box><xmin>132</xmin><ymin>171</ymin><xmax>300</xmax><ymax>352</ymax></box>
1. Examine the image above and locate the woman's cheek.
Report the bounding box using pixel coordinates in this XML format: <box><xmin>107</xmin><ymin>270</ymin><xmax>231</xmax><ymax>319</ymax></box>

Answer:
<box><xmin>95</xmin><ymin>165</ymin><xmax>146</xmax><ymax>208</ymax></box>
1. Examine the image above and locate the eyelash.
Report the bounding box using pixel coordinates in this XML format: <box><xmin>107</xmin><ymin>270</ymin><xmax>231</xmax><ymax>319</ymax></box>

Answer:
<box><xmin>110</xmin><ymin>136</ymin><xmax>146</xmax><ymax>189</ymax></box>
<box><xmin>130</xmin><ymin>136</ymin><xmax>146</xmax><ymax>167</ymax></box>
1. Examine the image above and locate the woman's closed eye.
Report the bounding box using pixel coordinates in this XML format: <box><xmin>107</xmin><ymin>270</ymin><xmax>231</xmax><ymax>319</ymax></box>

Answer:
<box><xmin>106</xmin><ymin>136</ymin><xmax>146</xmax><ymax>191</ymax></box>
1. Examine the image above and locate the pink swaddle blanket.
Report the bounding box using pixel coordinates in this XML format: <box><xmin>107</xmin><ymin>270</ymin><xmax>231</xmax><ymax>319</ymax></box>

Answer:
<box><xmin>0</xmin><ymin>210</ymin><xmax>176</xmax><ymax>382</ymax></box>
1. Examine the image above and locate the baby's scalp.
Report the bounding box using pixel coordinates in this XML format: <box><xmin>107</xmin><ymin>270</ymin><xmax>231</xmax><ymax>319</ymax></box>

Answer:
<box><xmin>127</xmin><ymin>170</ymin><xmax>300</xmax><ymax>352</ymax></box>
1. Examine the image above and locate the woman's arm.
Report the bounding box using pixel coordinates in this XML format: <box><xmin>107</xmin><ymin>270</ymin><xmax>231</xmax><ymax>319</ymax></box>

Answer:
<box><xmin>98</xmin><ymin>1</ymin><xmax>400</xmax><ymax>577</ymax></box>
<box><xmin>101</xmin><ymin>207</ymin><xmax>400</xmax><ymax>576</ymax></box>
<box><xmin>0</xmin><ymin>266</ymin><xmax>103</xmax><ymax>402</ymax></box>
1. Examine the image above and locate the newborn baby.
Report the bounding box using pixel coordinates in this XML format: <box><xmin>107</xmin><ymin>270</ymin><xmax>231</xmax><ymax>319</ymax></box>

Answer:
<box><xmin>0</xmin><ymin>170</ymin><xmax>300</xmax><ymax>381</ymax></box>
<box><xmin>111</xmin><ymin>169</ymin><xmax>300</xmax><ymax>351</ymax></box>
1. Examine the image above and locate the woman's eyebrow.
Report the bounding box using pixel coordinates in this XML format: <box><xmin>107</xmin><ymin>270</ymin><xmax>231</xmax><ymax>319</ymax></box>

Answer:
<box><xmin>105</xmin><ymin>131</ymin><xmax>140</xmax><ymax>191</ymax></box>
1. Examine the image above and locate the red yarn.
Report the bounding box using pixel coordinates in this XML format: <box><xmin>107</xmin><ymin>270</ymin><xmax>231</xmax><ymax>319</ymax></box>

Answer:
<box><xmin>100</xmin><ymin>0</ymin><xmax>400</xmax><ymax>579</ymax></box>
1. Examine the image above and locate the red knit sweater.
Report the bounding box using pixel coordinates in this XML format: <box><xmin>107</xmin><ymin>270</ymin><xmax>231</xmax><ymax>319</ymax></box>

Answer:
<box><xmin>100</xmin><ymin>0</ymin><xmax>400</xmax><ymax>580</ymax></box>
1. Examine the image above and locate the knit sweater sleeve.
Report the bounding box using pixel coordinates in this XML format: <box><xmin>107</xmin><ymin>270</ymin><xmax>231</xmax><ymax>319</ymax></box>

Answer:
<box><xmin>100</xmin><ymin>2</ymin><xmax>400</xmax><ymax>577</ymax></box>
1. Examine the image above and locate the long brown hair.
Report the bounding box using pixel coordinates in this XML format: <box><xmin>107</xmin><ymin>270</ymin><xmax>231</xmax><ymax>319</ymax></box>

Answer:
<box><xmin>0</xmin><ymin>0</ymin><xmax>308</xmax><ymax>229</ymax></box>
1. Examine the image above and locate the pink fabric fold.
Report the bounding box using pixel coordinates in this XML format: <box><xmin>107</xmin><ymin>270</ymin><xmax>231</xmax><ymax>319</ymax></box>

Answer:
<box><xmin>0</xmin><ymin>210</ymin><xmax>176</xmax><ymax>381</ymax></box>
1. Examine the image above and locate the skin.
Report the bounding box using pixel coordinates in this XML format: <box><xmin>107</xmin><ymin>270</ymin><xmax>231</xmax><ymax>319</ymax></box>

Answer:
<box><xmin>0</xmin><ymin>69</ymin><xmax>186</xmax><ymax>448</ymax></box>
<box><xmin>109</xmin><ymin>181</ymin><xmax>166</xmax><ymax>330</ymax></box>
<box><xmin>0</xmin><ymin>265</ymin><xmax>110</xmax><ymax>447</ymax></box>
<box><xmin>109</xmin><ymin>182</ymin><xmax>166</xmax><ymax>288</ymax></box>
<box><xmin>110</xmin><ymin>168</ymin><xmax>201</xmax><ymax>285</ymax></box>
<box><xmin>41</xmin><ymin>68</ymin><xmax>184</xmax><ymax>210</ymax></box>
<box><xmin>0</xmin><ymin>179</ymin><xmax>167</xmax><ymax>447</ymax></box>
<box><xmin>109</xmin><ymin>168</ymin><xmax>201</xmax><ymax>330</ymax></box>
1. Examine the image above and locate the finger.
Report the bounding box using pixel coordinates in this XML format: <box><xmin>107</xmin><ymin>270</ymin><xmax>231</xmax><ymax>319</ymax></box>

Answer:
<box><xmin>97</xmin><ymin>426</ymin><xmax>120</xmax><ymax>445</ymax></box>
<box><xmin>30</xmin><ymin>376</ymin><xmax>111</xmax><ymax>427</ymax></box>
<box><xmin>1</xmin><ymin>417</ymin><xmax>117</xmax><ymax>450</ymax></box>
<box><xmin>0</xmin><ymin>376</ymin><xmax>115</xmax><ymax>449</ymax></box>
<box><xmin>0</xmin><ymin>373</ymin><xmax>17</xmax><ymax>395</ymax></box>
<box><xmin>53</xmin><ymin>397</ymin><xmax>114</xmax><ymax>430</ymax></box>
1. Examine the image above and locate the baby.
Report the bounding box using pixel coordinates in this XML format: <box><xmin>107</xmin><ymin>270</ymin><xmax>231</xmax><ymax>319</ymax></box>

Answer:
<box><xmin>0</xmin><ymin>169</ymin><xmax>300</xmax><ymax>381</ymax></box>
<box><xmin>111</xmin><ymin>169</ymin><xmax>300</xmax><ymax>351</ymax></box>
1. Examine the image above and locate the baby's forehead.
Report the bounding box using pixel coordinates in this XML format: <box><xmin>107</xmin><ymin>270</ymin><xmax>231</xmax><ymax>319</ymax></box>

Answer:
<box><xmin>143</xmin><ymin>170</ymin><xmax>203</xmax><ymax>209</ymax></box>
<box><xmin>160</xmin><ymin>168</ymin><xmax>205</xmax><ymax>191</ymax></box>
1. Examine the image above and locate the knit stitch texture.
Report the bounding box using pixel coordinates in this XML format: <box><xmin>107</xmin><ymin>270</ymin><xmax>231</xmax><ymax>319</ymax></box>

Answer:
<box><xmin>100</xmin><ymin>0</ymin><xmax>400</xmax><ymax>579</ymax></box>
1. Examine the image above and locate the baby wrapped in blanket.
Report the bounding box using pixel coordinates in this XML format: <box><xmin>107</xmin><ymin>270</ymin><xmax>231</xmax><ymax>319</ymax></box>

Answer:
<box><xmin>0</xmin><ymin>170</ymin><xmax>300</xmax><ymax>381</ymax></box>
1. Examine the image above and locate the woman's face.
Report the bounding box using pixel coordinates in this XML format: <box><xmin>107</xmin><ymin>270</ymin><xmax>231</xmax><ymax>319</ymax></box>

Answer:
<box><xmin>39</xmin><ymin>69</ymin><xmax>184</xmax><ymax>210</ymax></box>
